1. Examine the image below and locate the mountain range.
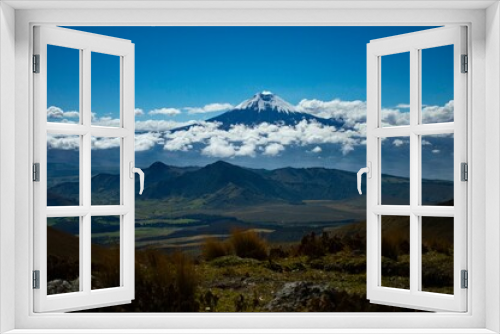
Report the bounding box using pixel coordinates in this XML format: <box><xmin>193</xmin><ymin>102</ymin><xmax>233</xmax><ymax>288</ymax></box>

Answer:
<box><xmin>47</xmin><ymin>160</ymin><xmax>453</xmax><ymax>208</ymax></box>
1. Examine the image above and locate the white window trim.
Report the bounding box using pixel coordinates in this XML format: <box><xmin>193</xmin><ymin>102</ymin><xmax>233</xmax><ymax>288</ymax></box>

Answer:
<box><xmin>0</xmin><ymin>1</ymin><xmax>498</xmax><ymax>333</ymax></box>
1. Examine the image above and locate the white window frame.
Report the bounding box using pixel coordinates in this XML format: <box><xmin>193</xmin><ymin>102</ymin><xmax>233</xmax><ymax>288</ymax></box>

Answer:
<box><xmin>1</xmin><ymin>2</ymin><xmax>498</xmax><ymax>333</ymax></box>
<box><xmin>33</xmin><ymin>26</ymin><xmax>136</xmax><ymax>312</ymax></box>
<box><xmin>365</xmin><ymin>26</ymin><xmax>467</xmax><ymax>312</ymax></box>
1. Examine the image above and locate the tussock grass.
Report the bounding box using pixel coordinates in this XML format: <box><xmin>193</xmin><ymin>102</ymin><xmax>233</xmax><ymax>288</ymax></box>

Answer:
<box><xmin>202</xmin><ymin>229</ymin><xmax>268</xmax><ymax>261</ymax></box>
<box><xmin>202</xmin><ymin>237</ymin><xmax>232</xmax><ymax>261</ymax></box>
<box><xmin>229</xmin><ymin>229</ymin><xmax>268</xmax><ymax>260</ymax></box>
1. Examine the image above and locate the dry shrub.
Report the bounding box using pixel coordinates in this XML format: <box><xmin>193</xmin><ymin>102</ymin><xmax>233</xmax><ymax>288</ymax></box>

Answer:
<box><xmin>381</xmin><ymin>229</ymin><xmax>409</xmax><ymax>261</ymax></box>
<box><xmin>229</xmin><ymin>229</ymin><xmax>268</xmax><ymax>260</ymax></box>
<box><xmin>423</xmin><ymin>239</ymin><xmax>453</xmax><ymax>256</ymax></box>
<box><xmin>202</xmin><ymin>237</ymin><xmax>232</xmax><ymax>260</ymax></box>
<box><xmin>298</xmin><ymin>232</ymin><xmax>325</xmax><ymax>259</ymax></box>
<box><xmin>84</xmin><ymin>249</ymin><xmax>200</xmax><ymax>312</ymax></box>
<box><xmin>269</xmin><ymin>246</ymin><xmax>289</xmax><ymax>259</ymax></box>
<box><xmin>172</xmin><ymin>251</ymin><xmax>198</xmax><ymax>310</ymax></box>
<box><xmin>92</xmin><ymin>246</ymin><xmax>120</xmax><ymax>289</ymax></box>
<box><xmin>297</xmin><ymin>231</ymin><xmax>346</xmax><ymax>259</ymax></box>
<box><xmin>47</xmin><ymin>255</ymin><xmax>79</xmax><ymax>282</ymax></box>
<box><xmin>342</xmin><ymin>233</ymin><xmax>365</xmax><ymax>253</ymax></box>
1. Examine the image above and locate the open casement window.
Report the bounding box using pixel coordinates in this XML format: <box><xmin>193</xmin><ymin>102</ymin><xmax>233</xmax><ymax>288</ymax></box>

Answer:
<box><xmin>364</xmin><ymin>26</ymin><xmax>467</xmax><ymax>312</ymax></box>
<box><xmin>33</xmin><ymin>26</ymin><xmax>141</xmax><ymax>312</ymax></box>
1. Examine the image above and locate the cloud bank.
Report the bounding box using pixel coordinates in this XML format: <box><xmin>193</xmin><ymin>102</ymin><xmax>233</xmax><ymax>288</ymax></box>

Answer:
<box><xmin>47</xmin><ymin>98</ymin><xmax>454</xmax><ymax>158</ymax></box>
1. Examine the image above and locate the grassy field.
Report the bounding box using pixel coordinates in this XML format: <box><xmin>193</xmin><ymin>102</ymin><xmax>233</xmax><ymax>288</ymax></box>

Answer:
<box><xmin>135</xmin><ymin>198</ymin><xmax>366</xmax><ymax>224</ymax></box>
<box><xmin>50</xmin><ymin>220</ymin><xmax>453</xmax><ymax>313</ymax></box>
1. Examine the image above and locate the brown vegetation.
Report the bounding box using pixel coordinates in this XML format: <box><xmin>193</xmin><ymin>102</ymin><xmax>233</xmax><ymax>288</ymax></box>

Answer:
<box><xmin>202</xmin><ymin>237</ymin><xmax>232</xmax><ymax>260</ymax></box>
<box><xmin>47</xmin><ymin>217</ymin><xmax>454</xmax><ymax>312</ymax></box>
<box><xmin>202</xmin><ymin>229</ymin><xmax>268</xmax><ymax>261</ymax></box>
<box><xmin>229</xmin><ymin>229</ymin><xmax>268</xmax><ymax>260</ymax></box>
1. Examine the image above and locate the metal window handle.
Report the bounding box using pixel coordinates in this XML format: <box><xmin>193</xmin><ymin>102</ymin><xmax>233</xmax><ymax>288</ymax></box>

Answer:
<box><xmin>357</xmin><ymin>162</ymin><xmax>371</xmax><ymax>195</ymax></box>
<box><xmin>129</xmin><ymin>162</ymin><xmax>145</xmax><ymax>195</ymax></box>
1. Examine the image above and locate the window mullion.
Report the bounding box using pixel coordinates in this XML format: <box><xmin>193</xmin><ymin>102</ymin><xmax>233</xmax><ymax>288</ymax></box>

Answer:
<box><xmin>82</xmin><ymin>48</ymin><xmax>92</xmax><ymax>294</ymax></box>
<box><xmin>409</xmin><ymin>47</ymin><xmax>420</xmax><ymax>294</ymax></box>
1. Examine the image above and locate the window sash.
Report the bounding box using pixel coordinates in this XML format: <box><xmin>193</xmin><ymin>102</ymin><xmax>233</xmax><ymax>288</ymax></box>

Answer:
<box><xmin>366</xmin><ymin>26</ymin><xmax>468</xmax><ymax>312</ymax></box>
<box><xmin>33</xmin><ymin>26</ymin><xmax>136</xmax><ymax>313</ymax></box>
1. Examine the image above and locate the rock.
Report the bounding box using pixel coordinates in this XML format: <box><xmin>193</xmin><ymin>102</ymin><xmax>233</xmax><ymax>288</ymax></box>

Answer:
<box><xmin>288</xmin><ymin>262</ymin><xmax>307</xmax><ymax>272</ymax></box>
<box><xmin>47</xmin><ymin>278</ymin><xmax>79</xmax><ymax>295</ymax></box>
<box><xmin>265</xmin><ymin>260</ymin><xmax>284</xmax><ymax>273</ymax></box>
<box><xmin>210</xmin><ymin>255</ymin><xmax>260</xmax><ymax>267</ymax></box>
<box><xmin>213</xmin><ymin>278</ymin><xmax>246</xmax><ymax>289</ymax></box>
<box><xmin>264</xmin><ymin>281</ymin><xmax>338</xmax><ymax>312</ymax></box>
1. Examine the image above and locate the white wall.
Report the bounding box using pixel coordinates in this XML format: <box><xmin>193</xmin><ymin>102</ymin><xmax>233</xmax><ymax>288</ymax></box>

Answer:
<box><xmin>486</xmin><ymin>2</ymin><xmax>500</xmax><ymax>333</ymax></box>
<box><xmin>0</xmin><ymin>2</ymin><xmax>16</xmax><ymax>333</ymax></box>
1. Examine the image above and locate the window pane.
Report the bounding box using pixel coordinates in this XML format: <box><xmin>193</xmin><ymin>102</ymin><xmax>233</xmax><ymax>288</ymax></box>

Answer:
<box><xmin>381</xmin><ymin>215</ymin><xmax>410</xmax><ymax>290</ymax></box>
<box><xmin>381</xmin><ymin>52</ymin><xmax>410</xmax><ymax>127</ymax></box>
<box><xmin>421</xmin><ymin>134</ymin><xmax>454</xmax><ymax>206</ymax></box>
<box><xmin>47</xmin><ymin>134</ymin><xmax>80</xmax><ymax>206</ymax></box>
<box><xmin>421</xmin><ymin>45</ymin><xmax>454</xmax><ymax>124</ymax></box>
<box><xmin>91</xmin><ymin>137</ymin><xmax>121</xmax><ymax>205</ymax></box>
<box><xmin>47</xmin><ymin>45</ymin><xmax>80</xmax><ymax>124</ymax></box>
<box><xmin>421</xmin><ymin>216</ymin><xmax>454</xmax><ymax>294</ymax></box>
<box><xmin>91</xmin><ymin>52</ymin><xmax>120</xmax><ymax>127</ymax></box>
<box><xmin>381</xmin><ymin>137</ymin><xmax>410</xmax><ymax>205</ymax></box>
<box><xmin>47</xmin><ymin>217</ymin><xmax>80</xmax><ymax>295</ymax></box>
<box><xmin>91</xmin><ymin>216</ymin><xmax>121</xmax><ymax>290</ymax></box>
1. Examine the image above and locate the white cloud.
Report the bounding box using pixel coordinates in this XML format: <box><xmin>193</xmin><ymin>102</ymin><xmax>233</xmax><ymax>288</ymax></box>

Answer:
<box><xmin>380</xmin><ymin>108</ymin><xmax>410</xmax><ymax>126</ymax></box>
<box><xmin>135</xmin><ymin>119</ymin><xmax>197</xmax><ymax>132</ymax></box>
<box><xmin>92</xmin><ymin>116</ymin><xmax>121</xmax><ymax>127</ymax></box>
<box><xmin>162</xmin><ymin>119</ymin><xmax>363</xmax><ymax>158</ymax></box>
<box><xmin>135</xmin><ymin>108</ymin><xmax>144</xmax><ymax>116</ymax></box>
<box><xmin>263</xmin><ymin>143</ymin><xmax>285</xmax><ymax>156</ymax></box>
<box><xmin>47</xmin><ymin>106</ymin><xmax>79</xmax><ymax>120</ymax></box>
<box><xmin>432</xmin><ymin>149</ymin><xmax>441</xmax><ymax>154</ymax></box>
<box><xmin>297</xmin><ymin>98</ymin><xmax>455</xmax><ymax>128</ymax></box>
<box><xmin>392</xmin><ymin>139</ymin><xmax>406</xmax><ymax>147</ymax></box>
<box><xmin>148</xmin><ymin>107</ymin><xmax>181</xmax><ymax>116</ymax></box>
<box><xmin>91</xmin><ymin>137</ymin><xmax>121</xmax><ymax>150</ymax></box>
<box><xmin>236</xmin><ymin>143</ymin><xmax>257</xmax><ymax>157</ymax></box>
<box><xmin>421</xmin><ymin>100</ymin><xmax>454</xmax><ymax>124</ymax></box>
<box><xmin>135</xmin><ymin>132</ymin><xmax>161</xmax><ymax>152</ymax></box>
<box><xmin>201</xmin><ymin>137</ymin><xmax>236</xmax><ymax>158</ymax></box>
<box><xmin>47</xmin><ymin>134</ymin><xmax>79</xmax><ymax>150</ymax></box>
<box><xmin>311</xmin><ymin>146</ymin><xmax>322</xmax><ymax>153</ymax></box>
<box><xmin>46</xmin><ymin>100</ymin><xmax>454</xmax><ymax>156</ymax></box>
<box><xmin>298</xmin><ymin>99</ymin><xmax>366</xmax><ymax>127</ymax></box>
<box><xmin>185</xmin><ymin>103</ymin><xmax>233</xmax><ymax>114</ymax></box>
<box><xmin>422</xmin><ymin>139</ymin><xmax>432</xmax><ymax>146</ymax></box>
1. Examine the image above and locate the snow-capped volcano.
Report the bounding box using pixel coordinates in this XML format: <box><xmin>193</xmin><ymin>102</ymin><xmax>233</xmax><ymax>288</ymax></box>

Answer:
<box><xmin>234</xmin><ymin>91</ymin><xmax>298</xmax><ymax>114</ymax></box>
<box><xmin>205</xmin><ymin>91</ymin><xmax>343</xmax><ymax>130</ymax></box>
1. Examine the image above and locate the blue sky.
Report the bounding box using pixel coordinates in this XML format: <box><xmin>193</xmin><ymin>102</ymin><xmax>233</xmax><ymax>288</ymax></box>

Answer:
<box><xmin>49</xmin><ymin>26</ymin><xmax>453</xmax><ymax>122</ymax></box>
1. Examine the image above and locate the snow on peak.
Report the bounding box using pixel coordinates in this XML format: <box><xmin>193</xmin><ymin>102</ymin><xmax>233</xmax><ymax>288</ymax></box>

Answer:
<box><xmin>235</xmin><ymin>92</ymin><xmax>298</xmax><ymax>114</ymax></box>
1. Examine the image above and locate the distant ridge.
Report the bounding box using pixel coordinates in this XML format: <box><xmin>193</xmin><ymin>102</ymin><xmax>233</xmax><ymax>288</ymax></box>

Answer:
<box><xmin>48</xmin><ymin>160</ymin><xmax>454</xmax><ymax>208</ymax></box>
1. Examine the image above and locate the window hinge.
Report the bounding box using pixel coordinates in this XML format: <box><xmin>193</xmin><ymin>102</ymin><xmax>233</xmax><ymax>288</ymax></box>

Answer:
<box><xmin>461</xmin><ymin>54</ymin><xmax>468</xmax><ymax>73</ymax></box>
<box><xmin>33</xmin><ymin>54</ymin><xmax>40</xmax><ymax>73</ymax></box>
<box><xmin>461</xmin><ymin>162</ymin><xmax>468</xmax><ymax>181</ymax></box>
<box><xmin>461</xmin><ymin>270</ymin><xmax>468</xmax><ymax>289</ymax></box>
<box><xmin>33</xmin><ymin>270</ymin><xmax>40</xmax><ymax>289</ymax></box>
<box><xmin>33</xmin><ymin>163</ymin><xmax>40</xmax><ymax>182</ymax></box>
